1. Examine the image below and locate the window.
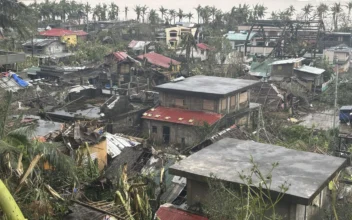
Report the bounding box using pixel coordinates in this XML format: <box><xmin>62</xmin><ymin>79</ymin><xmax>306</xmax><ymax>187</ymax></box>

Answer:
<box><xmin>181</xmin><ymin>137</ymin><xmax>185</xmax><ymax>145</ymax></box>
<box><xmin>239</xmin><ymin>91</ymin><xmax>248</xmax><ymax>103</ymax></box>
<box><xmin>230</xmin><ymin>95</ymin><xmax>236</xmax><ymax>107</ymax></box>
<box><xmin>203</xmin><ymin>99</ymin><xmax>214</xmax><ymax>111</ymax></box>
<box><xmin>201</xmin><ymin>50</ymin><xmax>205</xmax><ymax>55</ymax></box>
<box><xmin>221</xmin><ymin>98</ymin><xmax>227</xmax><ymax>111</ymax></box>
<box><xmin>170</xmin><ymin>41</ymin><xmax>175</xmax><ymax>46</ymax></box>
<box><xmin>170</xmin><ymin>31</ymin><xmax>177</xmax><ymax>37</ymax></box>
<box><xmin>152</xmin><ymin>126</ymin><xmax>157</xmax><ymax>134</ymax></box>
<box><xmin>175</xmin><ymin>98</ymin><xmax>185</xmax><ymax>107</ymax></box>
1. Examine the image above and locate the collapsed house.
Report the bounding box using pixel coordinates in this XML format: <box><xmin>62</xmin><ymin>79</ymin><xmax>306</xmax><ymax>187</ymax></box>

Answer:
<box><xmin>169</xmin><ymin>138</ymin><xmax>347</xmax><ymax>220</ymax></box>
<box><xmin>142</xmin><ymin>75</ymin><xmax>260</xmax><ymax>147</ymax></box>
<box><xmin>323</xmin><ymin>44</ymin><xmax>351</xmax><ymax>73</ymax></box>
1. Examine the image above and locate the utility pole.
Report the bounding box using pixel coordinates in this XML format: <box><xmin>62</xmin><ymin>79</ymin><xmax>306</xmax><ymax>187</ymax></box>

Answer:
<box><xmin>333</xmin><ymin>59</ymin><xmax>339</xmax><ymax>129</ymax></box>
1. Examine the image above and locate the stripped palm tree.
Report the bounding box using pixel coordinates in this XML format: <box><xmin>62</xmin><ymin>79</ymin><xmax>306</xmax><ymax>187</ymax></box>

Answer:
<box><xmin>159</xmin><ymin>6</ymin><xmax>167</xmax><ymax>21</ymax></box>
<box><xmin>180</xmin><ymin>32</ymin><xmax>198</xmax><ymax>75</ymax></box>
<box><xmin>316</xmin><ymin>3</ymin><xmax>329</xmax><ymax>21</ymax></box>
<box><xmin>346</xmin><ymin>1</ymin><xmax>352</xmax><ymax>22</ymax></box>
<box><xmin>331</xmin><ymin>3</ymin><xmax>342</xmax><ymax>30</ymax></box>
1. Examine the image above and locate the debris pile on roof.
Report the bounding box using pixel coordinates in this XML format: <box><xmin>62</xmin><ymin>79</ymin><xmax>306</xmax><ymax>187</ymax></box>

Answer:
<box><xmin>0</xmin><ymin>71</ymin><xmax>31</xmax><ymax>92</ymax></box>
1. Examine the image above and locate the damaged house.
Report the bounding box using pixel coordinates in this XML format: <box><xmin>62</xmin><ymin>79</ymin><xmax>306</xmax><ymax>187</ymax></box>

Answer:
<box><xmin>323</xmin><ymin>44</ymin><xmax>350</xmax><ymax>73</ymax></box>
<box><xmin>269</xmin><ymin>58</ymin><xmax>325</xmax><ymax>92</ymax></box>
<box><xmin>142</xmin><ymin>75</ymin><xmax>260</xmax><ymax>146</ymax></box>
<box><xmin>103</xmin><ymin>51</ymin><xmax>140</xmax><ymax>87</ymax></box>
<box><xmin>169</xmin><ymin>138</ymin><xmax>347</xmax><ymax>220</ymax></box>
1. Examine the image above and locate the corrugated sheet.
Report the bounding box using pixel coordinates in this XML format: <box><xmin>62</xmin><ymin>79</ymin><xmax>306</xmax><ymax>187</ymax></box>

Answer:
<box><xmin>105</xmin><ymin>133</ymin><xmax>140</xmax><ymax>158</ymax></box>
<box><xmin>294</xmin><ymin>65</ymin><xmax>325</xmax><ymax>75</ymax></box>
<box><xmin>197</xmin><ymin>43</ymin><xmax>213</xmax><ymax>51</ymax></box>
<box><xmin>142</xmin><ymin>106</ymin><xmax>222</xmax><ymax>126</ymax></box>
<box><xmin>137</xmin><ymin>52</ymin><xmax>181</xmax><ymax>69</ymax></box>
<box><xmin>40</xmin><ymin>28</ymin><xmax>87</xmax><ymax>37</ymax></box>
<box><xmin>270</xmin><ymin>57</ymin><xmax>305</xmax><ymax>65</ymax></box>
<box><xmin>22</xmin><ymin>39</ymin><xmax>58</xmax><ymax>47</ymax></box>
<box><xmin>113</xmin><ymin>51</ymin><xmax>128</xmax><ymax>62</ymax></box>
<box><xmin>225</xmin><ymin>31</ymin><xmax>257</xmax><ymax>41</ymax></box>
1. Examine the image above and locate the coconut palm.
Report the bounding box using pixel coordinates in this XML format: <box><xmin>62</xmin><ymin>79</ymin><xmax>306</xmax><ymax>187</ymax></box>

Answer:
<box><xmin>186</xmin><ymin>12</ymin><xmax>193</xmax><ymax>22</ymax></box>
<box><xmin>180</xmin><ymin>32</ymin><xmax>198</xmax><ymax>75</ymax></box>
<box><xmin>331</xmin><ymin>3</ymin><xmax>342</xmax><ymax>30</ymax></box>
<box><xmin>201</xmin><ymin>6</ymin><xmax>211</xmax><ymax>24</ymax></box>
<box><xmin>159</xmin><ymin>6</ymin><xmax>167</xmax><ymax>20</ymax></box>
<box><xmin>134</xmin><ymin>5</ymin><xmax>141</xmax><ymax>21</ymax></box>
<box><xmin>169</xmin><ymin>9</ymin><xmax>176</xmax><ymax>24</ymax></box>
<box><xmin>346</xmin><ymin>1</ymin><xmax>352</xmax><ymax>21</ymax></box>
<box><xmin>149</xmin><ymin>9</ymin><xmax>158</xmax><ymax>24</ymax></box>
<box><xmin>177</xmin><ymin>8</ymin><xmax>184</xmax><ymax>22</ymax></box>
<box><xmin>93</xmin><ymin>4</ymin><xmax>102</xmax><ymax>21</ymax></box>
<box><xmin>210</xmin><ymin>6</ymin><xmax>217</xmax><ymax>21</ymax></box>
<box><xmin>316</xmin><ymin>3</ymin><xmax>328</xmax><ymax>21</ymax></box>
<box><xmin>101</xmin><ymin>3</ymin><xmax>107</xmax><ymax>21</ymax></box>
<box><xmin>124</xmin><ymin>6</ymin><xmax>128</xmax><ymax>20</ymax></box>
<box><xmin>195</xmin><ymin>5</ymin><xmax>202</xmax><ymax>24</ymax></box>
<box><xmin>141</xmin><ymin>5</ymin><xmax>148</xmax><ymax>23</ymax></box>
<box><xmin>109</xmin><ymin>3</ymin><xmax>117</xmax><ymax>20</ymax></box>
<box><xmin>302</xmin><ymin>3</ymin><xmax>313</xmax><ymax>21</ymax></box>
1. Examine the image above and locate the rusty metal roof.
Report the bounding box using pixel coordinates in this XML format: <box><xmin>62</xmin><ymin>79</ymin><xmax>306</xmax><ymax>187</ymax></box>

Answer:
<box><xmin>142</xmin><ymin>106</ymin><xmax>222</xmax><ymax>126</ymax></box>
<box><xmin>136</xmin><ymin>52</ymin><xmax>181</xmax><ymax>69</ymax></box>
<box><xmin>156</xmin><ymin>204</ymin><xmax>208</xmax><ymax>220</ymax></box>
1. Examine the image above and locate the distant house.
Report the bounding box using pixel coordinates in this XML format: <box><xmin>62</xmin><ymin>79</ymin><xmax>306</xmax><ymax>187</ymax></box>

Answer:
<box><xmin>224</xmin><ymin>31</ymin><xmax>259</xmax><ymax>50</ymax></box>
<box><xmin>176</xmin><ymin>43</ymin><xmax>214</xmax><ymax>61</ymax></box>
<box><xmin>142</xmin><ymin>75</ymin><xmax>260</xmax><ymax>146</ymax></box>
<box><xmin>22</xmin><ymin>39</ymin><xmax>66</xmax><ymax>56</ymax></box>
<box><xmin>39</xmin><ymin>28</ymin><xmax>88</xmax><ymax>46</ymax></box>
<box><xmin>165</xmin><ymin>26</ymin><xmax>197</xmax><ymax>49</ymax></box>
<box><xmin>248</xmin><ymin>58</ymin><xmax>275</xmax><ymax>78</ymax></box>
<box><xmin>128</xmin><ymin>40</ymin><xmax>152</xmax><ymax>55</ymax></box>
<box><xmin>136</xmin><ymin>52</ymin><xmax>181</xmax><ymax>75</ymax></box>
<box><xmin>169</xmin><ymin>138</ymin><xmax>347</xmax><ymax>220</ymax></box>
<box><xmin>323</xmin><ymin>44</ymin><xmax>350</xmax><ymax>73</ymax></box>
<box><xmin>269</xmin><ymin>58</ymin><xmax>325</xmax><ymax>92</ymax></box>
<box><xmin>104</xmin><ymin>51</ymin><xmax>140</xmax><ymax>86</ymax></box>
<box><xmin>321</xmin><ymin>32</ymin><xmax>352</xmax><ymax>50</ymax></box>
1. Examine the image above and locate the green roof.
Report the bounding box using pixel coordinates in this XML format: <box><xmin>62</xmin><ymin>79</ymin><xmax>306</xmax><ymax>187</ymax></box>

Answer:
<box><xmin>249</xmin><ymin>59</ymin><xmax>275</xmax><ymax>77</ymax></box>
<box><xmin>225</xmin><ymin>32</ymin><xmax>258</xmax><ymax>41</ymax></box>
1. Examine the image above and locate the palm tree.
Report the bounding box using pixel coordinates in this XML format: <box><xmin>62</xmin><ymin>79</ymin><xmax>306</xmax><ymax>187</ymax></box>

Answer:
<box><xmin>101</xmin><ymin>3</ymin><xmax>107</xmax><ymax>21</ymax></box>
<box><xmin>0</xmin><ymin>0</ymin><xmax>33</xmax><ymax>36</ymax></box>
<box><xmin>346</xmin><ymin>2</ymin><xmax>352</xmax><ymax>21</ymax></box>
<box><xmin>84</xmin><ymin>2</ymin><xmax>91</xmax><ymax>31</ymax></box>
<box><xmin>169</xmin><ymin>9</ymin><xmax>176</xmax><ymax>24</ymax></box>
<box><xmin>124</xmin><ymin>6</ymin><xmax>128</xmax><ymax>20</ymax></box>
<box><xmin>302</xmin><ymin>4</ymin><xmax>313</xmax><ymax>21</ymax></box>
<box><xmin>331</xmin><ymin>3</ymin><xmax>342</xmax><ymax>30</ymax></box>
<box><xmin>149</xmin><ymin>9</ymin><xmax>158</xmax><ymax>24</ymax></box>
<box><xmin>134</xmin><ymin>5</ymin><xmax>141</xmax><ymax>21</ymax></box>
<box><xmin>201</xmin><ymin>6</ymin><xmax>211</xmax><ymax>24</ymax></box>
<box><xmin>195</xmin><ymin>5</ymin><xmax>202</xmax><ymax>24</ymax></box>
<box><xmin>186</xmin><ymin>12</ymin><xmax>193</xmax><ymax>22</ymax></box>
<box><xmin>159</xmin><ymin>6</ymin><xmax>167</xmax><ymax>21</ymax></box>
<box><xmin>141</xmin><ymin>5</ymin><xmax>148</xmax><ymax>23</ymax></box>
<box><xmin>180</xmin><ymin>32</ymin><xmax>198</xmax><ymax>75</ymax></box>
<box><xmin>316</xmin><ymin>3</ymin><xmax>328</xmax><ymax>21</ymax></box>
<box><xmin>93</xmin><ymin>4</ymin><xmax>102</xmax><ymax>21</ymax></box>
<box><xmin>210</xmin><ymin>6</ymin><xmax>217</xmax><ymax>21</ymax></box>
<box><xmin>177</xmin><ymin>8</ymin><xmax>184</xmax><ymax>22</ymax></box>
<box><xmin>109</xmin><ymin>3</ymin><xmax>116</xmax><ymax>20</ymax></box>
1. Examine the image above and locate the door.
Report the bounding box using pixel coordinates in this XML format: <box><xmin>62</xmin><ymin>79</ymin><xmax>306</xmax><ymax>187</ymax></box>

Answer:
<box><xmin>162</xmin><ymin>126</ymin><xmax>170</xmax><ymax>144</ymax></box>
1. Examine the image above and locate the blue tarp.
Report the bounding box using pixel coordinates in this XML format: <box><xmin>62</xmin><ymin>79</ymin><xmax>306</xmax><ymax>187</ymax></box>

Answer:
<box><xmin>11</xmin><ymin>73</ymin><xmax>29</xmax><ymax>87</ymax></box>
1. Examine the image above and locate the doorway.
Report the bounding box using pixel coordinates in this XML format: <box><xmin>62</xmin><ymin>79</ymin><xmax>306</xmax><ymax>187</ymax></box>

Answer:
<box><xmin>162</xmin><ymin>126</ymin><xmax>170</xmax><ymax>144</ymax></box>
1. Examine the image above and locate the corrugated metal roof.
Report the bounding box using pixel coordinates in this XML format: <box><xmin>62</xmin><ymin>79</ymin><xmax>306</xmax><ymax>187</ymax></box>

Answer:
<box><xmin>197</xmin><ymin>43</ymin><xmax>213</xmax><ymax>51</ymax></box>
<box><xmin>270</xmin><ymin>57</ymin><xmax>305</xmax><ymax>65</ymax></box>
<box><xmin>142</xmin><ymin>106</ymin><xmax>222</xmax><ymax>126</ymax></box>
<box><xmin>128</xmin><ymin>40</ymin><xmax>150</xmax><ymax>51</ymax></box>
<box><xmin>249</xmin><ymin>59</ymin><xmax>274</xmax><ymax>77</ymax></box>
<box><xmin>156</xmin><ymin>204</ymin><xmax>208</xmax><ymax>220</ymax></box>
<box><xmin>105</xmin><ymin>133</ymin><xmax>140</xmax><ymax>158</ymax></box>
<box><xmin>113</xmin><ymin>51</ymin><xmax>129</xmax><ymax>62</ymax></box>
<box><xmin>225</xmin><ymin>31</ymin><xmax>257</xmax><ymax>41</ymax></box>
<box><xmin>294</xmin><ymin>65</ymin><xmax>325</xmax><ymax>75</ymax></box>
<box><xmin>22</xmin><ymin>39</ymin><xmax>59</xmax><ymax>47</ymax></box>
<box><xmin>0</xmin><ymin>75</ymin><xmax>31</xmax><ymax>92</ymax></box>
<box><xmin>39</xmin><ymin>28</ymin><xmax>87</xmax><ymax>37</ymax></box>
<box><xmin>137</xmin><ymin>52</ymin><xmax>181</xmax><ymax>69</ymax></box>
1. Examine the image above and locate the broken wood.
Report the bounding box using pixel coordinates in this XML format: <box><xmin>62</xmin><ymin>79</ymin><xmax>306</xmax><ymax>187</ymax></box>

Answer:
<box><xmin>15</xmin><ymin>154</ymin><xmax>43</xmax><ymax>193</ymax></box>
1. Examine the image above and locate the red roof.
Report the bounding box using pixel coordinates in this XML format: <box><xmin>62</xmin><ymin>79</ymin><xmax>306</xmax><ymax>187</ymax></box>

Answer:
<box><xmin>128</xmin><ymin>40</ymin><xmax>138</xmax><ymax>48</ymax></box>
<box><xmin>39</xmin><ymin>28</ymin><xmax>87</xmax><ymax>37</ymax></box>
<box><xmin>112</xmin><ymin>51</ymin><xmax>129</xmax><ymax>62</ymax></box>
<box><xmin>197</xmin><ymin>43</ymin><xmax>214</xmax><ymax>51</ymax></box>
<box><xmin>142</xmin><ymin>106</ymin><xmax>222</xmax><ymax>126</ymax></box>
<box><xmin>136</xmin><ymin>52</ymin><xmax>181</xmax><ymax>69</ymax></box>
<box><xmin>73</xmin><ymin>30</ymin><xmax>88</xmax><ymax>36</ymax></box>
<box><xmin>156</xmin><ymin>205</ymin><xmax>208</xmax><ymax>220</ymax></box>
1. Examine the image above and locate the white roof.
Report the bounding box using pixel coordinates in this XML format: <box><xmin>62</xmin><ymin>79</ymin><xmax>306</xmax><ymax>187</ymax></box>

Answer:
<box><xmin>105</xmin><ymin>133</ymin><xmax>140</xmax><ymax>158</ymax></box>
<box><xmin>270</xmin><ymin>57</ymin><xmax>305</xmax><ymax>65</ymax></box>
<box><xmin>294</xmin><ymin>65</ymin><xmax>325</xmax><ymax>75</ymax></box>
